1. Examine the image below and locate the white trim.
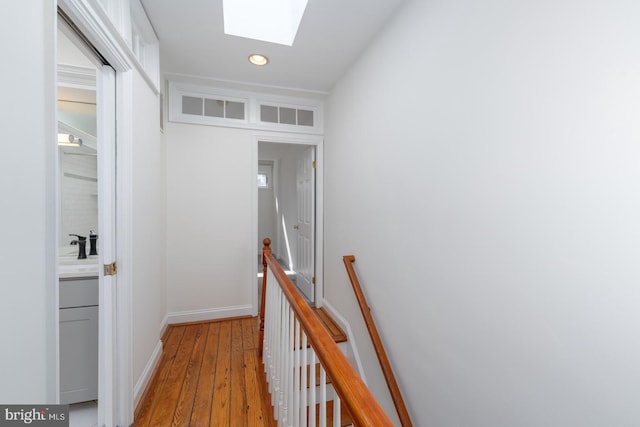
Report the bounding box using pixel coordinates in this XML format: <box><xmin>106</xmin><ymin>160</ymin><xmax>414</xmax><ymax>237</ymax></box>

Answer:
<box><xmin>164</xmin><ymin>71</ymin><xmax>329</xmax><ymax>97</ymax></box>
<box><xmin>169</xmin><ymin>81</ymin><xmax>324</xmax><ymax>134</ymax></box>
<box><xmin>59</xmin><ymin>0</ymin><xmax>160</xmax><ymax>94</ymax></box>
<box><xmin>97</xmin><ymin>64</ymin><xmax>117</xmax><ymax>427</ymax></box>
<box><xmin>167</xmin><ymin>305</ymin><xmax>255</xmax><ymax>325</ymax></box>
<box><xmin>59</xmin><ymin>0</ymin><xmax>132</xmax><ymax>72</ymax></box>
<box><xmin>133</xmin><ymin>340</ymin><xmax>163</xmax><ymax>407</ymax></box>
<box><xmin>251</xmin><ymin>136</ymin><xmax>260</xmax><ymax>316</ymax></box>
<box><xmin>115</xmin><ymin>70</ymin><xmax>135</xmax><ymax>427</ymax></box>
<box><xmin>321</xmin><ymin>300</ymin><xmax>368</xmax><ymax>384</ymax></box>
<box><xmin>102</xmin><ymin>0</ymin><xmax>130</xmax><ymax>40</ymax></box>
<box><xmin>314</xmin><ymin>142</ymin><xmax>324</xmax><ymax>306</ymax></box>
<box><xmin>48</xmin><ymin>1</ymin><xmax>60</xmax><ymax>403</ymax></box>
<box><xmin>171</xmin><ymin>84</ymin><xmax>251</xmax><ymax>127</ymax></box>
<box><xmin>130</xmin><ymin>0</ymin><xmax>160</xmax><ymax>90</ymax></box>
<box><xmin>252</xmin><ymin>133</ymin><xmax>325</xmax><ymax>312</ymax></box>
<box><xmin>160</xmin><ymin>314</ymin><xmax>170</xmax><ymax>339</ymax></box>
<box><xmin>253</xmin><ymin>97</ymin><xmax>323</xmax><ymax>133</ymax></box>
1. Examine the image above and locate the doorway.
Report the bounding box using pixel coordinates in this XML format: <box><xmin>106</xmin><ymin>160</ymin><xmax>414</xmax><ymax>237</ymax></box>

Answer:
<box><xmin>57</xmin><ymin>13</ymin><xmax>117</xmax><ymax>426</ymax></box>
<box><xmin>257</xmin><ymin>140</ymin><xmax>322</xmax><ymax>305</ymax></box>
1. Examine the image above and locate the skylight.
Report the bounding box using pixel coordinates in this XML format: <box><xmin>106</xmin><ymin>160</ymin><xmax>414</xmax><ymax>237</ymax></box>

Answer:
<box><xmin>222</xmin><ymin>0</ymin><xmax>309</xmax><ymax>46</ymax></box>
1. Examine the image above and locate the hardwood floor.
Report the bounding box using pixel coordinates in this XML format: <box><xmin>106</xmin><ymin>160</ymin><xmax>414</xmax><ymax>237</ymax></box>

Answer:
<box><xmin>133</xmin><ymin>317</ymin><xmax>276</xmax><ymax>427</ymax></box>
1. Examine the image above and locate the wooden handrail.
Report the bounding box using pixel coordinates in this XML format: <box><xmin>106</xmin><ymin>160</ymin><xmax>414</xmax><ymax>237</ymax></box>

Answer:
<box><xmin>259</xmin><ymin>239</ymin><xmax>394</xmax><ymax>426</ymax></box>
<box><xmin>343</xmin><ymin>255</ymin><xmax>413</xmax><ymax>427</ymax></box>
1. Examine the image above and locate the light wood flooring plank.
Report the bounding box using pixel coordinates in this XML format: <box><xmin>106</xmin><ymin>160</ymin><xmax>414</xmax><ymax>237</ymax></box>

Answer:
<box><xmin>210</xmin><ymin>320</ymin><xmax>232</xmax><ymax>426</ymax></box>
<box><xmin>149</xmin><ymin>325</ymin><xmax>199</xmax><ymax>425</ymax></box>
<box><xmin>230</xmin><ymin>320</ymin><xmax>247</xmax><ymax>426</ymax></box>
<box><xmin>241</xmin><ymin>317</ymin><xmax>257</xmax><ymax>351</ymax></box>
<box><xmin>244</xmin><ymin>349</ymin><xmax>268</xmax><ymax>427</ymax></box>
<box><xmin>189</xmin><ymin>322</ymin><xmax>220</xmax><ymax>426</ymax></box>
<box><xmin>172</xmin><ymin>323</ymin><xmax>208</xmax><ymax>426</ymax></box>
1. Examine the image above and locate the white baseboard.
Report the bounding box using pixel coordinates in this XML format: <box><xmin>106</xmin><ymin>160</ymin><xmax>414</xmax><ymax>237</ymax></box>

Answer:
<box><xmin>159</xmin><ymin>313</ymin><xmax>169</xmax><ymax>338</ymax></box>
<box><xmin>321</xmin><ymin>299</ymin><xmax>368</xmax><ymax>384</ymax></box>
<box><xmin>166</xmin><ymin>304</ymin><xmax>254</xmax><ymax>325</ymax></box>
<box><xmin>133</xmin><ymin>340</ymin><xmax>163</xmax><ymax>407</ymax></box>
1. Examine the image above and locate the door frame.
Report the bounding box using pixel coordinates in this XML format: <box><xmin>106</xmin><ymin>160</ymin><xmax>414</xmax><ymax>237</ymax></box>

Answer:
<box><xmin>252</xmin><ymin>133</ymin><xmax>325</xmax><ymax>312</ymax></box>
<box><xmin>57</xmin><ymin>2</ymin><xmax>135</xmax><ymax>425</ymax></box>
<box><xmin>96</xmin><ymin>64</ymin><xmax>117</xmax><ymax>427</ymax></box>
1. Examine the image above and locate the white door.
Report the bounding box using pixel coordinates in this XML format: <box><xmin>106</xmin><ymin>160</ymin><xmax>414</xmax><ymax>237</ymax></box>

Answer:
<box><xmin>97</xmin><ymin>64</ymin><xmax>117</xmax><ymax>427</ymax></box>
<box><xmin>295</xmin><ymin>146</ymin><xmax>316</xmax><ymax>302</ymax></box>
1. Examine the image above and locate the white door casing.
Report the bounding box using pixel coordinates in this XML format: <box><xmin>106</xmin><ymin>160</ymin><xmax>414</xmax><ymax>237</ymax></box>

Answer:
<box><xmin>295</xmin><ymin>146</ymin><xmax>316</xmax><ymax>303</ymax></box>
<box><xmin>97</xmin><ymin>64</ymin><xmax>117</xmax><ymax>427</ymax></box>
<box><xmin>252</xmin><ymin>134</ymin><xmax>324</xmax><ymax>315</ymax></box>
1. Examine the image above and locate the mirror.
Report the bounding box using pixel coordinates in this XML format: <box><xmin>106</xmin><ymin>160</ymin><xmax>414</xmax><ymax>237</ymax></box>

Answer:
<box><xmin>57</xmin><ymin>27</ymin><xmax>99</xmax><ymax>260</ymax></box>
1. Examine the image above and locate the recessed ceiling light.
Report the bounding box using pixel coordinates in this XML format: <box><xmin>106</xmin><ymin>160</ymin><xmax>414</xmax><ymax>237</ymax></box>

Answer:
<box><xmin>248</xmin><ymin>53</ymin><xmax>269</xmax><ymax>66</ymax></box>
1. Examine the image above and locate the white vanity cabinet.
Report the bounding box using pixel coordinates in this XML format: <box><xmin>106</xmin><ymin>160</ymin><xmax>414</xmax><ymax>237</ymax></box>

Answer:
<box><xmin>59</xmin><ymin>277</ymin><xmax>98</xmax><ymax>404</ymax></box>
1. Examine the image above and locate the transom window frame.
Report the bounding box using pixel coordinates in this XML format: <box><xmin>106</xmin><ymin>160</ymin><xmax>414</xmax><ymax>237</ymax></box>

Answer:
<box><xmin>171</xmin><ymin>86</ymin><xmax>250</xmax><ymax>127</ymax></box>
<box><xmin>168</xmin><ymin>81</ymin><xmax>324</xmax><ymax>134</ymax></box>
<box><xmin>257</xmin><ymin>101</ymin><xmax>316</xmax><ymax>128</ymax></box>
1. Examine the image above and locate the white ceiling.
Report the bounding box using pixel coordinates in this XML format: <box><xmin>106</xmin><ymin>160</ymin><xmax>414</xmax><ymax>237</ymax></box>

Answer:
<box><xmin>140</xmin><ymin>0</ymin><xmax>406</xmax><ymax>93</ymax></box>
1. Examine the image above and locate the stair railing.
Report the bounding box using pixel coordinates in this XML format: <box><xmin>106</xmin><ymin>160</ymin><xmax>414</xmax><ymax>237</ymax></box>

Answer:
<box><xmin>259</xmin><ymin>238</ymin><xmax>394</xmax><ymax>427</ymax></box>
<box><xmin>343</xmin><ymin>255</ymin><xmax>413</xmax><ymax>427</ymax></box>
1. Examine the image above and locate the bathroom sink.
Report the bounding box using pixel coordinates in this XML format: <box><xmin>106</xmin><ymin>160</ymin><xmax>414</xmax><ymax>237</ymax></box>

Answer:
<box><xmin>59</xmin><ymin>264</ymin><xmax>99</xmax><ymax>278</ymax></box>
<box><xmin>58</xmin><ymin>256</ymin><xmax>99</xmax><ymax>278</ymax></box>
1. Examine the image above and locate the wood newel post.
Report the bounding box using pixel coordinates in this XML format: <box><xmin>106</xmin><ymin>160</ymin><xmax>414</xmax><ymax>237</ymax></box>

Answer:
<box><xmin>258</xmin><ymin>237</ymin><xmax>271</xmax><ymax>356</ymax></box>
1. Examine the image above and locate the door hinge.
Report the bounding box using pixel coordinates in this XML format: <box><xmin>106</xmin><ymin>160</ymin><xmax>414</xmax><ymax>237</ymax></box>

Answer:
<box><xmin>312</xmin><ymin>160</ymin><xmax>316</xmax><ymax>169</ymax></box>
<box><xmin>104</xmin><ymin>261</ymin><xmax>118</xmax><ymax>276</ymax></box>
<box><xmin>312</xmin><ymin>276</ymin><xmax>316</xmax><ymax>285</ymax></box>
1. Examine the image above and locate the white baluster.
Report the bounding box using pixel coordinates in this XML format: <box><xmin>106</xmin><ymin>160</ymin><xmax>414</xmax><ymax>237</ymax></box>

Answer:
<box><xmin>284</xmin><ymin>302</ymin><xmax>292</xmax><ymax>426</ymax></box>
<box><xmin>319</xmin><ymin>366</ymin><xmax>327</xmax><ymax>427</ymax></box>
<box><xmin>301</xmin><ymin>330</ymin><xmax>308</xmax><ymax>427</ymax></box>
<box><xmin>273</xmin><ymin>275</ymin><xmax>283</xmax><ymax>421</ymax></box>
<box><xmin>309</xmin><ymin>351</ymin><xmax>316</xmax><ymax>427</ymax></box>
<box><xmin>272</xmin><ymin>275</ymin><xmax>279</xmax><ymax>409</ymax></box>
<box><xmin>286</xmin><ymin>307</ymin><xmax>295</xmax><ymax>426</ymax></box>
<box><xmin>293</xmin><ymin>318</ymin><xmax>301</xmax><ymax>427</ymax></box>
<box><xmin>269</xmin><ymin>272</ymin><xmax>278</xmax><ymax>419</ymax></box>
<box><xmin>278</xmin><ymin>294</ymin><xmax>288</xmax><ymax>425</ymax></box>
<box><xmin>333</xmin><ymin>394</ymin><xmax>341</xmax><ymax>427</ymax></box>
<box><xmin>264</xmin><ymin>271</ymin><xmax>274</xmax><ymax>399</ymax></box>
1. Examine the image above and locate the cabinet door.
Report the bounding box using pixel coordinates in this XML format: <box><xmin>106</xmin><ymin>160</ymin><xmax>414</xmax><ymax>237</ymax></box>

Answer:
<box><xmin>60</xmin><ymin>306</ymin><xmax>99</xmax><ymax>404</ymax></box>
<box><xmin>59</xmin><ymin>278</ymin><xmax>98</xmax><ymax>308</ymax></box>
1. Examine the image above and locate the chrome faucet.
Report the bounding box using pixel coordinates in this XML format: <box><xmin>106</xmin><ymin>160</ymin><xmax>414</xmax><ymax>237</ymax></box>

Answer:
<box><xmin>69</xmin><ymin>234</ymin><xmax>87</xmax><ymax>259</ymax></box>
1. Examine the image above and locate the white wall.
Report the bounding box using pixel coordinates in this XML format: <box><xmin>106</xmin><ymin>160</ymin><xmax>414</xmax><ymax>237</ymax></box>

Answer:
<box><xmin>131</xmin><ymin>70</ymin><xmax>166</xmax><ymax>385</ymax></box>
<box><xmin>165</xmin><ymin>124</ymin><xmax>255</xmax><ymax>319</ymax></box>
<box><xmin>324</xmin><ymin>0</ymin><xmax>640</xmax><ymax>426</ymax></box>
<box><xmin>0</xmin><ymin>1</ymin><xmax>57</xmax><ymax>402</ymax></box>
